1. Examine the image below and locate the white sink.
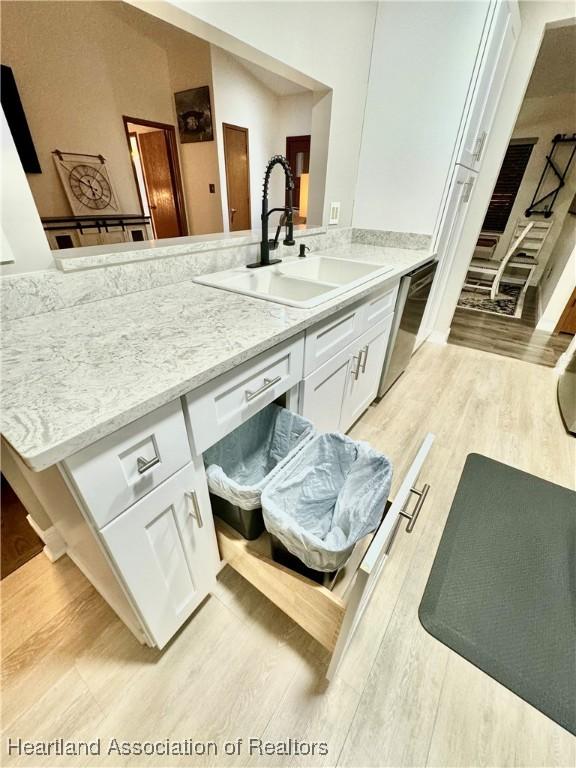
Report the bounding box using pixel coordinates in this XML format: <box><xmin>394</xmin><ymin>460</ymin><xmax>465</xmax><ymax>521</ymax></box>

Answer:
<box><xmin>194</xmin><ymin>256</ymin><xmax>393</xmax><ymax>308</ymax></box>
<box><xmin>279</xmin><ymin>256</ymin><xmax>385</xmax><ymax>285</ymax></box>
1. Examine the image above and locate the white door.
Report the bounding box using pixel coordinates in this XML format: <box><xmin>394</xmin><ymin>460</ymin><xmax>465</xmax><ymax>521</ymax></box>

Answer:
<box><xmin>101</xmin><ymin>458</ymin><xmax>220</xmax><ymax>648</ymax></box>
<box><xmin>425</xmin><ymin>164</ymin><xmax>478</xmax><ymax>333</ymax></box>
<box><xmin>300</xmin><ymin>352</ymin><xmax>352</xmax><ymax>433</ymax></box>
<box><xmin>458</xmin><ymin>0</ymin><xmax>520</xmax><ymax>171</ymax></box>
<box><xmin>340</xmin><ymin>317</ymin><xmax>394</xmax><ymax>432</ymax></box>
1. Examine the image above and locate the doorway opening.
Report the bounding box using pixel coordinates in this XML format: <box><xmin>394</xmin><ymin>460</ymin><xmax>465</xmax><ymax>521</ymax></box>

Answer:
<box><xmin>222</xmin><ymin>123</ymin><xmax>251</xmax><ymax>232</ymax></box>
<box><xmin>448</xmin><ymin>24</ymin><xmax>576</xmax><ymax>368</ymax></box>
<box><xmin>123</xmin><ymin>117</ymin><xmax>188</xmax><ymax>240</ymax></box>
<box><xmin>285</xmin><ymin>135</ymin><xmax>311</xmax><ymax>221</ymax></box>
<box><xmin>1</xmin><ymin>474</ymin><xmax>43</xmax><ymax>580</ymax></box>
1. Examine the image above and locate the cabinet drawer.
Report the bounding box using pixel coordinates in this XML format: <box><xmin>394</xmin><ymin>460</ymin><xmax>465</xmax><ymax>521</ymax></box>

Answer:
<box><xmin>360</xmin><ymin>285</ymin><xmax>398</xmax><ymax>329</ymax></box>
<box><xmin>64</xmin><ymin>400</ymin><xmax>191</xmax><ymax>529</ymax></box>
<box><xmin>216</xmin><ymin>433</ymin><xmax>434</xmax><ymax>679</ymax></box>
<box><xmin>185</xmin><ymin>334</ymin><xmax>304</xmax><ymax>455</ymax></box>
<box><xmin>101</xmin><ymin>458</ymin><xmax>220</xmax><ymax>649</ymax></box>
<box><xmin>304</xmin><ymin>303</ymin><xmax>365</xmax><ymax>376</ymax></box>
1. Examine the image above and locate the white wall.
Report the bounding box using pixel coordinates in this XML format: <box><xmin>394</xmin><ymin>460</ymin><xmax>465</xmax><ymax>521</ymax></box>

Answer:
<box><xmin>537</xmin><ymin>212</ymin><xmax>576</xmax><ymax>331</ymax></box>
<box><xmin>432</xmin><ymin>1</ymin><xmax>576</xmax><ymax>337</ymax></box>
<box><xmin>211</xmin><ymin>47</ymin><xmax>283</xmax><ymax>231</ymax></box>
<box><xmin>490</xmin><ymin>92</ymin><xmax>576</xmax><ymax>284</ymax></box>
<box><xmin>211</xmin><ymin>49</ymin><xmax>314</xmax><ymax>231</ymax></box>
<box><xmin>354</xmin><ymin>0</ymin><xmax>489</xmax><ymax>235</ymax></box>
<box><xmin>276</xmin><ymin>92</ymin><xmax>314</xmax><ymax>146</ymax></box>
<box><xmin>129</xmin><ymin>1</ymin><xmax>378</xmax><ymax>227</ymax></box>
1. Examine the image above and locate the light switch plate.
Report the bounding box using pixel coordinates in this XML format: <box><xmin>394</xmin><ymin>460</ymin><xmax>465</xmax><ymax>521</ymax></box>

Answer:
<box><xmin>329</xmin><ymin>202</ymin><xmax>341</xmax><ymax>225</ymax></box>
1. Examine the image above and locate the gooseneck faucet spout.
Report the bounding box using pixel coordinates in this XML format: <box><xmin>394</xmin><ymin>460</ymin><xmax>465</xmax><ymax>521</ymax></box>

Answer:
<box><xmin>247</xmin><ymin>155</ymin><xmax>296</xmax><ymax>269</ymax></box>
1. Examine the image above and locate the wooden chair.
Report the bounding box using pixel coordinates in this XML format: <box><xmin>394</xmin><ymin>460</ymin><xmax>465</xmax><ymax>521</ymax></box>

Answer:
<box><xmin>465</xmin><ymin>219</ymin><xmax>553</xmax><ymax>307</ymax></box>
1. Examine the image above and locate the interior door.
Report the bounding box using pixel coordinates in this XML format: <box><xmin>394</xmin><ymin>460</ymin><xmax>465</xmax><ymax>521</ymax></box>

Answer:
<box><xmin>138</xmin><ymin>130</ymin><xmax>181</xmax><ymax>239</ymax></box>
<box><xmin>223</xmin><ymin>124</ymin><xmax>251</xmax><ymax>231</ymax></box>
<box><xmin>285</xmin><ymin>135</ymin><xmax>311</xmax><ymax>210</ymax></box>
<box><xmin>555</xmin><ymin>287</ymin><xmax>576</xmax><ymax>335</ymax></box>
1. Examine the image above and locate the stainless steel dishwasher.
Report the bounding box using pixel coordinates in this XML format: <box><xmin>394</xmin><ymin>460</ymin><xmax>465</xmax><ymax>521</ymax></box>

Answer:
<box><xmin>378</xmin><ymin>260</ymin><xmax>437</xmax><ymax>397</ymax></box>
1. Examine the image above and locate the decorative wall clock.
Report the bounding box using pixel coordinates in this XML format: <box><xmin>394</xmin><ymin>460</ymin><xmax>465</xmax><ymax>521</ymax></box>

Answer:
<box><xmin>53</xmin><ymin>150</ymin><xmax>120</xmax><ymax>216</ymax></box>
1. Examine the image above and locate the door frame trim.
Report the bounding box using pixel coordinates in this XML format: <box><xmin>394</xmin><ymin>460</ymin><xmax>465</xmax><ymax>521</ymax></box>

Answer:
<box><xmin>122</xmin><ymin>115</ymin><xmax>188</xmax><ymax>237</ymax></box>
<box><xmin>222</xmin><ymin>123</ymin><xmax>251</xmax><ymax>231</ymax></box>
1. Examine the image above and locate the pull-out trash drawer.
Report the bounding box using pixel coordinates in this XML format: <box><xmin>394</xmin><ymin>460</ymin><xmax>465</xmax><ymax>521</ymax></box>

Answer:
<box><xmin>215</xmin><ymin>432</ymin><xmax>434</xmax><ymax>679</ymax></box>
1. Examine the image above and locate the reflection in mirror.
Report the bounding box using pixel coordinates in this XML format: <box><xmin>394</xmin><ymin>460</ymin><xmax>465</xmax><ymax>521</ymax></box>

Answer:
<box><xmin>0</xmin><ymin>0</ymin><xmax>319</xmax><ymax>254</ymax></box>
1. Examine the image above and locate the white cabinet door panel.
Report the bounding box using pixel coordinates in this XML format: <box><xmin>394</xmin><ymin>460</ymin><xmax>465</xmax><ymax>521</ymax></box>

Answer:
<box><xmin>101</xmin><ymin>458</ymin><xmax>219</xmax><ymax>648</ymax></box>
<box><xmin>427</xmin><ymin>164</ymin><xmax>477</xmax><ymax>332</ymax></box>
<box><xmin>340</xmin><ymin>317</ymin><xmax>394</xmax><ymax>432</ymax></box>
<box><xmin>458</xmin><ymin>0</ymin><xmax>520</xmax><ymax>171</ymax></box>
<box><xmin>300</xmin><ymin>353</ymin><xmax>351</xmax><ymax>433</ymax></box>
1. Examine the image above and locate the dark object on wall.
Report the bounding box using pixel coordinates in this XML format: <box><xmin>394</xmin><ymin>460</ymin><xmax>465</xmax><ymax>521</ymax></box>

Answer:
<box><xmin>0</xmin><ymin>65</ymin><xmax>41</xmax><ymax>173</ymax></box>
<box><xmin>525</xmin><ymin>133</ymin><xmax>576</xmax><ymax>218</ymax></box>
<box><xmin>174</xmin><ymin>86</ymin><xmax>213</xmax><ymax>143</ymax></box>
<box><xmin>482</xmin><ymin>140</ymin><xmax>535</xmax><ymax>232</ymax></box>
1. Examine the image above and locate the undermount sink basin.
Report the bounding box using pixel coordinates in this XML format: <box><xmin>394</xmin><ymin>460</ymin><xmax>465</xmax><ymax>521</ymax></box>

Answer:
<box><xmin>194</xmin><ymin>256</ymin><xmax>393</xmax><ymax>308</ymax></box>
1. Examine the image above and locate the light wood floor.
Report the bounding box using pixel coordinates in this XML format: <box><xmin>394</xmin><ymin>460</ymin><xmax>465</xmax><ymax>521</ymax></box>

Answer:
<box><xmin>449</xmin><ymin>288</ymin><xmax>572</xmax><ymax>368</ymax></box>
<box><xmin>2</xmin><ymin>343</ymin><xmax>575</xmax><ymax>768</ymax></box>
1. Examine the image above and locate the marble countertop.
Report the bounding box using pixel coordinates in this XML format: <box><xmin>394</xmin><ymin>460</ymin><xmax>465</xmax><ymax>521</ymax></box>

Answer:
<box><xmin>1</xmin><ymin>243</ymin><xmax>434</xmax><ymax>470</ymax></box>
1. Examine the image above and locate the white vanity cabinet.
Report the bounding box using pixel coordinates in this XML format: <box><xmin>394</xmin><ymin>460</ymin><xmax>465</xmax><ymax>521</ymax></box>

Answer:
<box><xmin>300</xmin><ymin>284</ymin><xmax>399</xmax><ymax>432</ymax></box>
<box><xmin>101</xmin><ymin>457</ymin><xmax>219</xmax><ymax>649</ymax></box>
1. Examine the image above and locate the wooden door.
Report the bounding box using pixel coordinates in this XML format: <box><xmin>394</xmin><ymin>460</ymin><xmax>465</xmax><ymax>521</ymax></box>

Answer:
<box><xmin>555</xmin><ymin>287</ymin><xmax>576</xmax><ymax>335</ymax></box>
<box><xmin>101</xmin><ymin>461</ymin><xmax>220</xmax><ymax>649</ymax></box>
<box><xmin>138</xmin><ymin>130</ymin><xmax>182</xmax><ymax>239</ymax></box>
<box><xmin>286</xmin><ymin>135</ymin><xmax>311</xmax><ymax>209</ymax></box>
<box><xmin>223</xmin><ymin>124</ymin><xmax>251</xmax><ymax>231</ymax></box>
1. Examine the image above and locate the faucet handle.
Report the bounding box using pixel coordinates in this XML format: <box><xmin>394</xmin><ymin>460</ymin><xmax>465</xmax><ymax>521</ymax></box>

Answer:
<box><xmin>299</xmin><ymin>244</ymin><xmax>310</xmax><ymax>258</ymax></box>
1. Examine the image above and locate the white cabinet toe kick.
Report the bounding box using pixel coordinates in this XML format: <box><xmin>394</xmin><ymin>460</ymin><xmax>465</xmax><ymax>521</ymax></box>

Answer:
<box><xmin>25</xmin><ymin>277</ymin><xmax>435</xmax><ymax>677</ymax></box>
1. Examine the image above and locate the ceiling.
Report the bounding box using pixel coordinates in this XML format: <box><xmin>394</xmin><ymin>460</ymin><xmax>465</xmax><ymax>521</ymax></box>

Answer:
<box><xmin>525</xmin><ymin>24</ymin><xmax>576</xmax><ymax>99</ymax></box>
<box><xmin>232</xmin><ymin>55</ymin><xmax>311</xmax><ymax>96</ymax></box>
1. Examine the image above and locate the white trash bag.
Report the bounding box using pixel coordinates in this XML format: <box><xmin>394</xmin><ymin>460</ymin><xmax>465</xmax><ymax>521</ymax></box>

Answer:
<box><xmin>262</xmin><ymin>432</ymin><xmax>393</xmax><ymax>572</ymax></box>
<box><xmin>204</xmin><ymin>404</ymin><xmax>315</xmax><ymax>510</ymax></box>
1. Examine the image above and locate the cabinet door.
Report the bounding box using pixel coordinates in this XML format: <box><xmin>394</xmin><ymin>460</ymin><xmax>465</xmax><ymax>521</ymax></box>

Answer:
<box><xmin>425</xmin><ymin>164</ymin><xmax>477</xmax><ymax>333</ymax></box>
<box><xmin>300</xmin><ymin>352</ymin><xmax>351</xmax><ymax>432</ymax></box>
<box><xmin>340</xmin><ymin>317</ymin><xmax>394</xmax><ymax>432</ymax></box>
<box><xmin>458</xmin><ymin>0</ymin><xmax>520</xmax><ymax>171</ymax></box>
<box><xmin>101</xmin><ymin>458</ymin><xmax>220</xmax><ymax>649</ymax></box>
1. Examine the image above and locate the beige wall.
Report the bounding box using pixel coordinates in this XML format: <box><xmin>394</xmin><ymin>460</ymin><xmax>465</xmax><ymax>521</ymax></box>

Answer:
<box><xmin>491</xmin><ymin>92</ymin><xmax>576</xmax><ymax>284</ymax></box>
<box><xmin>1</xmin><ymin>1</ymin><xmax>223</xmax><ymax>234</ymax></box>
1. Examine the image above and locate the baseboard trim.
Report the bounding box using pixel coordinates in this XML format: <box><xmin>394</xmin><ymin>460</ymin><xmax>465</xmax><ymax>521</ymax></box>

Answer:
<box><xmin>427</xmin><ymin>330</ymin><xmax>450</xmax><ymax>346</ymax></box>
<box><xmin>26</xmin><ymin>515</ymin><xmax>66</xmax><ymax>562</ymax></box>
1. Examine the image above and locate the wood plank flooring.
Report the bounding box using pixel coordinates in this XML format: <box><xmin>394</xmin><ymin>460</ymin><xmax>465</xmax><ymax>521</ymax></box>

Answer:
<box><xmin>1</xmin><ymin>343</ymin><xmax>575</xmax><ymax>767</ymax></box>
<box><xmin>449</xmin><ymin>287</ymin><xmax>572</xmax><ymax>367</ymax></box>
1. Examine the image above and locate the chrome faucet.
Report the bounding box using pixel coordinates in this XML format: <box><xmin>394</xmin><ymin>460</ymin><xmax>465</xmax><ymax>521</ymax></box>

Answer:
<box><xmin>247</xmin><ymin>155</ymin><xmax>295</xmax><ymax>269</ymax></box>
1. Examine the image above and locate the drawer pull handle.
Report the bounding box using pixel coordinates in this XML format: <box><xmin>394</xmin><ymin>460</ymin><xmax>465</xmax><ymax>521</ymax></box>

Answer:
<box><xmin>245</xmin><ymin>375</ymin><xmax>282</xmax><ymax>402</ymax></box>
<box><xmin>360</xmin><ymin>345</ymin><xmax>369</xmax><ymax>373</ymax></box>
<box><xmin>136</xmin><ymin>454</ymin><xmax>160</xmax><ymax>474</ymax></box>
<box><xmin>351</xmin><ymin>354</ymin><xmax>361</xmax><ymax>380</ymax></box>
<box><xmin>186</xmin><ymin>490</ymin><xmax>204</xmax><ymax>528</ymax></box>
<box><xmin>473</xmin><ymin>130</ymin><xmax>487</xmax><ymax>162</ymax></box>
<box><xmin>399</xmin><ymin>483</ymin><xmax>430</xmax><ymax>533</ymax></box>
